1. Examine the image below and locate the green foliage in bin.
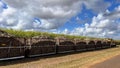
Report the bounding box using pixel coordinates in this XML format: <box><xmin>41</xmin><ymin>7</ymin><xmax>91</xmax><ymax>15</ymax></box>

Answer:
<box><xmin>0</xmin><ymin>28</ymin><xmax>112</xmax><ymax>40</ymax></box>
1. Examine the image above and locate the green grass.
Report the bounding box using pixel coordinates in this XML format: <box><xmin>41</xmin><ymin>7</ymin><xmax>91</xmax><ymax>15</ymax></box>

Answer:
<box><xmin>0</xmin><ymin>28</ymin><xmax>112</xmax><ymax>40</ymax></box>
<box><xmin>0</xmin><ymin>29</ymin><xmax>86</xmax><ymax>39</ymax></box>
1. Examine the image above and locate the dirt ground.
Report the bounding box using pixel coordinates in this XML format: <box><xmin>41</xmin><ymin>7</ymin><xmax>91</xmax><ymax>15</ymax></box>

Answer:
<box><xmin>0</xmin><ymin>46</ymin><xmax>120</xmax><ymax>68</ymax></box>
<box><xmin>90</xmin><ymin>54</ymin><xmax>120</xmax><ymax>68</ymax></box>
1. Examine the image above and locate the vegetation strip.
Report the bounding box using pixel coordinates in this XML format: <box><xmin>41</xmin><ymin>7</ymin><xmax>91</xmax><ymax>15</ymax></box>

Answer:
<box><xmin>1</xmin><ymin>29</ymin><xmax>105</xmax><ymax>40</ymax></box>
<box><xmin>1</xmin><ymin>29</ymin><xmax>120</xmax><ymax>44</ymax></box>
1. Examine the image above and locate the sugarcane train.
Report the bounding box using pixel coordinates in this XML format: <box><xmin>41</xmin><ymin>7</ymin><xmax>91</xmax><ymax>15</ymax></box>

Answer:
<box><xmin>0</xmin><ymin>30</ymin><xmax>116</xmax><ymax>60</ymax></box>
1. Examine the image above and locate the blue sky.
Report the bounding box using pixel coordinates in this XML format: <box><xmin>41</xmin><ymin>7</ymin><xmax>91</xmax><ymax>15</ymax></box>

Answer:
<box><xmin>0</xmin><ymin>0</ymin><xmax>120</xmax><ymax>39</ymax></box>
<box><xmin>60</xmin><ymin>0</ymin><xmax>119</xmax><ymax>30</ymax></box>
<box><xmin>60</xmin><ymin>4</ymin><xmax>95</xmax><ymax>31</ymax></box>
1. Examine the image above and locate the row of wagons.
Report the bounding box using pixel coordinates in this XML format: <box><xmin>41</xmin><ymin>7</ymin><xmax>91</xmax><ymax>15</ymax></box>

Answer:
<box><xmin>0</xmin><ymin>37</ymin><xmax>116</xmax><ymax>60</ymax></box>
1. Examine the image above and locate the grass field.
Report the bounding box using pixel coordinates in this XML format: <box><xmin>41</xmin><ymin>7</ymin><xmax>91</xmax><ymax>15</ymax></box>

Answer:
<box><xmin>1</xmin><ymin>29</ymin><xmax>105</xmax><ymax>40</ymax></box>
<box><xmin>0</xmin><ymin>45</ymin><xmax>120</xmax><ymax>68</ymax></box>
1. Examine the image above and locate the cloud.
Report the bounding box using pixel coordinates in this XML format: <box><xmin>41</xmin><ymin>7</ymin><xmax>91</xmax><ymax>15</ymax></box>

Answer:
<box><xmin>83</xmin><ymin>0</ymin><xmax>110</xmax><ymax>13</ymax></box>
<box><xmin>61</xmin><ymin>28</ymin><xmax>70</xmax><ymax>34</ymax></box>
<box><xmin>0</xmin><ymin>0</ymin><xmax>4</xmax><ymax>12</ymax></box>
<box><xmin>61</xmin><ymin>6</ymin><xmax>120</xmax><ymax>39</ymax></box>
<box><xmin>1</xmin><ymin>0</ymin><xmax>119</xmax><ymax>39</ymax></box>
<box><xmin>103</xmin><ymin>6</ymin><xmax>120</xmax><ymax>20</ymax></box>
<box><xmin>116</xmin><ymin>0</ymin><xmax>120</xmax><ymax>3</ymax></box>
<box><xmin>1</xmin><ymin>0</ymin><xmax>82</xmax><ymax>30</ymax></box>
<box><xmin>0</xmin><ymin>0</ymin><xmax>110</xmax><ymax>30</ymax></box>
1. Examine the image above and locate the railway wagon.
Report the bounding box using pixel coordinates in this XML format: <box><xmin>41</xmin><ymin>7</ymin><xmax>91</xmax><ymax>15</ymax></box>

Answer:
<box><xmin>86</xmin><ymin>41</ymin><xmax>96</xmax><ymax>50</ymax></box>
<box><xmin>25</xmin><ymin>36</ymin><xmax>56</xmax><ymax>57</ymax></box>
<box><xmin>0</xmin><ymin>29</ymin><xmax>117</xmax><ymax>60</ymax></box>
<box><xmin>95</xmin><ymin>41</ymin><xmax>102</xmax><ymax>49</ymax></box>
<box><xmin>56</xmin><ymin>37</ymin><xmax>75</xmax><ymax>53</ymax></box>
<box><xmin>75</xmin><ymin>40</ymin><xmax>87</xmax><ymax>51</ymax></box>
<box><xmin>111</xmin><ymin>43</ymin><xmax>116</xmax><ymax>47</ymax></box>
<box><xmin>111</xmin><ymin>41</ymin><xmax>116</xmax><ymax>47</ymax></box>
<box><xmin>0</xmin><ymin>37</ymin><xmax>25</xmax><ymax>60</ymax></box>
<box><xmin>106</xmin><ymin>41</ymin><xmax>111</xmax><ymax>48</ymax></box>
<box><xmin>102</xmin><ymin>41</ymin><xmax>108</xmax><ymax>48</ymax></box>
<box><xmin>8</xmin><ymin>37</ymin><xmax>25</xmax><ymax>58</ymax></box>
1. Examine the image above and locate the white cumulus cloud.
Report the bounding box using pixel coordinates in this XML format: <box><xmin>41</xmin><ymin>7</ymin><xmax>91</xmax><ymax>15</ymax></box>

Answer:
<box><xmin>0</xmin><ymin>0</ymin><xmax>110</xmax><ymax>30</ymax></box>
<box><xmin>62</xmin><ymin>6</ymin><xmax>120</xmax><ymax>39</ymax></box>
